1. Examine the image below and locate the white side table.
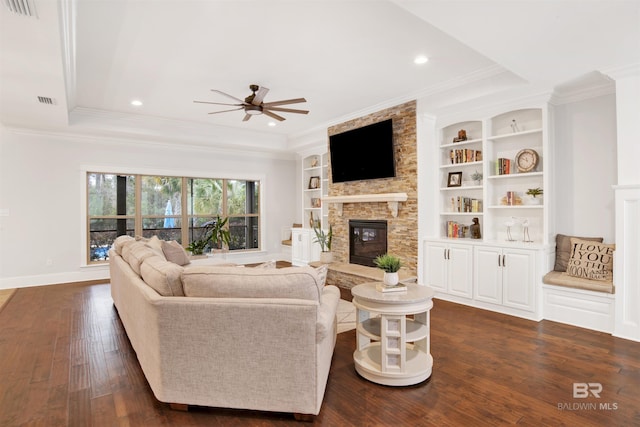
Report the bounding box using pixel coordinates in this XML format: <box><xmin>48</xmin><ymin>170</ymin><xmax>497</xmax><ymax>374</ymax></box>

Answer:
<box><xmin>351</xmin><ymin>282</ymin><xmax>435</xmax><ymax>386</ymax></box>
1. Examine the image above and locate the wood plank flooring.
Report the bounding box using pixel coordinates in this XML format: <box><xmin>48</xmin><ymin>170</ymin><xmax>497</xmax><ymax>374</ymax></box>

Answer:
<box><xmin>0</xmin><ymin>282</ymin><xmax>638</xmax><ymax>426</ymax></box>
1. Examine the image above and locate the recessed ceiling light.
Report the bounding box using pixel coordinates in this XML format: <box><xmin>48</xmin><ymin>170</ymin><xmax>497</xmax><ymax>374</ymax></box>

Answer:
<box><xmin>268</xmin><ymin>121</ymin><xmax>276</xmax><ymax>127</ymax></box>
<box><xmin>131</xmin><ymin>99</ymin><xmax>143</xmax><ymax>106</ymax></box>
<box><xmin>414</xmin><ymin>55</ymin><xmax>429</xmax><ymax>65</ymax></box>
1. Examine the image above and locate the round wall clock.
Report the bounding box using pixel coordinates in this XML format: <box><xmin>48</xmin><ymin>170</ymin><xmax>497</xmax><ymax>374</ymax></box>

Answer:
<box><xmin>515</xmin><ymin>149</ymin><xmax>539</xmax><ymax>173</ymax></box>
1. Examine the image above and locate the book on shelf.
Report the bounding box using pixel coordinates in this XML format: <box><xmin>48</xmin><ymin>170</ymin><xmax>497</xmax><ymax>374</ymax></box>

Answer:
<box><xmin>450</xmin><ymin>149</ymin><xmax>482</xmax><ymax>164</ymax></box>
<box><xmin>446</xmin><ymin>221</ymin><xmax>470</xmax><ymax>238</ymax></box>
<box><xmin>450</xmin><ymin>197</ymin><xmax>483</xmax><ymax>213</ymax></box>
<box><xmin>496</xmin><ymin>158</ymin><xmax>511</xmax><ymax>175</ymax></box>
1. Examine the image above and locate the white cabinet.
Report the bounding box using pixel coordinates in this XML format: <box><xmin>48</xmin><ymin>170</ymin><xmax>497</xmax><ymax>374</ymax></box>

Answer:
<box><xmin>291</xmin><ymin>228</ymin><xmax>321</xmax><ymax>266</ymax></box>
<box><xmin>474</xmin><ymin>246</ymin><xmax>536</xmax><ymax>312</ymax></box>
<box><xmin>423</xmin><ymin>240</ymin><xmax>472</xmax><ymax>298</ymax></box>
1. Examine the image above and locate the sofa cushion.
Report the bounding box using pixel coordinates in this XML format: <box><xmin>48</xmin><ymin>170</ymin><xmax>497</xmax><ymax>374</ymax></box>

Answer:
<box><xmin>122</xmin><ymin>241</ymin><xmax>158</xmax><ymax>275</ymax></box>
<box><xmin>543</xmin><ymin>271</ymin><xmax>614</xmax><ymax>293</ymax></box>
<box><xmin>140</xmin><ymin>256</ymin><xmax>185</xmax><ymax>296</ymax></box>
<box><xmin>162</xmin><ymin>240</ymin><xmax>191</xmax><ymax>266</ymax></box>
<box><xmin>182</xmin><ymin>266</ymin><xmax>322</xmax><ymax>300</ymax></box>
<box><xmin>554</xmin><ymin>234</ymin><xmax>603</xmax><ymax>272</ymax></box>
<box><xmin>113</xmin><ymin>235</ymin><xmax>135</xmax><ymax>256</ymax></box>
<box><xmin>566</xmin><ymin>238</ymin><xmax>615</xmax><ymax>282</ymax></box>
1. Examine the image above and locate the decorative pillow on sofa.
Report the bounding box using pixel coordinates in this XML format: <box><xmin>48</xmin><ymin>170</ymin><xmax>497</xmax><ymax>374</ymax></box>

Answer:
<box><xmin>140</xmin><ymin>255</ymin><xmax>185</xmax><ymax>296</ymax></box>
<box><xmin>554</xmin><ymin>234</ymin><xmax>603</xmax><ymax>272</ymax></box>
<box><xmin>182</xmin><ymin>266</ymin><xmax>322</xmax><ymax>300</ymax></box>
<box><xmin>162</xmin><ymin>240</ymin><xmax>191</xmax><ymax>266</ymax></box>
<box><xmin>566</xmin><ymin>237</ymin><xmax>615</xmax><ymax>282</ymax></box>
<box><xmin>144</xmin><ymin>235</ymin><xmax>166</xmax><ymax>259</ymax></box>
<box><xmin>253</xmin><ymin>260</ymin><xmax>276</xmax><ymax>269</ymax></box>
<box><xmin>315</xmin><ymin>264</ymin><xmax>328</xmax><ymax>287</ymax></box>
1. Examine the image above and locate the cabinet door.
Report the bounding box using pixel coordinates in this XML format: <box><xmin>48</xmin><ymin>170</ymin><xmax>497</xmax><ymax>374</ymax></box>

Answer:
<box><xmin>447</xmin><ymin>244</ymin><xmax>472</xmax><ymax>298</ymax></box>
<box><xmin>502</xmin><ymin>248</ymin><xmax>536</xmax><ymax>311</ymax></box>
<box><xmin>423</xmin><ymin>242</ymin><xmax>448</xmax><ymax>292</ymax></box>
<box><xmin>474</xmin><ymin>246</ymin><xmax>502</xmax><ymax>304</ymax></box>
<box><xmin>291</xmin><ymin>229</ymin><xmax>310</xmax><ymax>266</ymax></box>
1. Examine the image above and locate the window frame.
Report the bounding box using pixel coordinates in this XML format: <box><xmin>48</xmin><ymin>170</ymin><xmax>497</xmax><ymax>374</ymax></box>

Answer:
<box><xmin>81</xmin><ymin>166</ymin><xmax>265</xmax><ymax>266</ymax></box>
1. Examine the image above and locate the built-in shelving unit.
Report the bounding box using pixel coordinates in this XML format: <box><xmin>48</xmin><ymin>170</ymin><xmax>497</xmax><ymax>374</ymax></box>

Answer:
<box><xmin>423</xmin><ymin>103</ymin><xmax>554</xmax><ymax>321</ymax></box>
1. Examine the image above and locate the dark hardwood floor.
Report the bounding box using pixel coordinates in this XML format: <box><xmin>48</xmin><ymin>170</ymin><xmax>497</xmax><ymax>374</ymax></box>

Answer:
<box><xmin>0</xmin><ymin>282</ymin><xmax>638</xmax><ymax>426</ymax></box>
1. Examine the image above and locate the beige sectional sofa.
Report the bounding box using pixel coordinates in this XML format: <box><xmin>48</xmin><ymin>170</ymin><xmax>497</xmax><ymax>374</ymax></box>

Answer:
<box><xmin>108</xmin><ymin>236</ymin><xmax>340</xmax><ymax>418</ymax></box>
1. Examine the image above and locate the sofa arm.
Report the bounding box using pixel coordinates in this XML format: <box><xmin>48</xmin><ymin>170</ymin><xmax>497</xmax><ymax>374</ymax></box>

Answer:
<box><xmin>316</xmin><ymin>285</ymin><xmax>340</xmax><ymax>342</ymax></box>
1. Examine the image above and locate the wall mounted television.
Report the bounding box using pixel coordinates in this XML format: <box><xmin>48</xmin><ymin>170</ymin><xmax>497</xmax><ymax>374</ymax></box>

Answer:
<box><xmin>329</xmin><ymin>118</ymin><xmax>395</xmax><ymax>183</ymax></box>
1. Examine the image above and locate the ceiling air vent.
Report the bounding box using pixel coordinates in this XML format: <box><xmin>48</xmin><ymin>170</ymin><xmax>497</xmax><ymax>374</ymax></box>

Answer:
<box><xmin>4</xmin><ymin>0</ymin><xmax>37</xmax><ymax>17</ymax></box>
<box><xmin>37</xmin><ymin>96</ymin><xmax>56</xmax><ymax>105</ymax></box>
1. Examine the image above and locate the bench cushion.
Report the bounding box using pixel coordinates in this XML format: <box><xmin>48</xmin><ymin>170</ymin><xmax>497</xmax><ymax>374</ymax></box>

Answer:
<box><xmin>543</xmin><ymin>271</ymin><xmax>614</xmax><ymax>293</ymax></box>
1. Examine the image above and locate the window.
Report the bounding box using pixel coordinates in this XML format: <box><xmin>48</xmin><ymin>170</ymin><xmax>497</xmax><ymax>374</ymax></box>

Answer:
<box><xmin>86</xmin><ymin>173</ymin><xmax>261</xmax><ymax>264</ymax></box>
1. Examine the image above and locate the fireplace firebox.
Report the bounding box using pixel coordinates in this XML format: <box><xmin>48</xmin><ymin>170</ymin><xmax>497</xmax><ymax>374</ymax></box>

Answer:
<box><xmin>349</xmin><ymin>220</ymin><xmax>388</xmax><ymax>267</ymax></box>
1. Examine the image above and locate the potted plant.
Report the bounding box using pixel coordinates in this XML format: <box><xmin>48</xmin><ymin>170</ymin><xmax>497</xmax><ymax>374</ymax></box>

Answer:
<box><xmin>313</xmin><ymin>224</ymin><xmax>333</xmax><ymax>263</ymax></box>
<box><xmin>209</xmin><ymin>215</ymin><xmax>231</xmax><ymax>251</ymax></box>
<box><xmin>526</xmin><ymin>187</ymin><xmax>543</xmax><ymax>205</ymax></box>
<box><xmin>471</xmin><ymin>170</ymin><xmax>483</xmax><ymax>185</ymax></box>
<box><xmin>373</xmin><ymin>253</ymin><xmax>402</xmax><ymax>287</ymax></box>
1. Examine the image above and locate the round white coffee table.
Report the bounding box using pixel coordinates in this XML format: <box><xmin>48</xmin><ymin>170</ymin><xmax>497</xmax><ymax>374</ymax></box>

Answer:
<box><xmin>351</xmin><ymin>282</ymin><xmax>434</xmax><ymax>386</ymax></box>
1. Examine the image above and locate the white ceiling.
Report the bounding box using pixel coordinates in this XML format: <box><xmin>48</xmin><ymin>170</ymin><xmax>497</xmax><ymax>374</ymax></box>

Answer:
<box><xmin>1</xmin><ymin>0</ymin><xmax>638</xmax><ymax>152</ymax></box>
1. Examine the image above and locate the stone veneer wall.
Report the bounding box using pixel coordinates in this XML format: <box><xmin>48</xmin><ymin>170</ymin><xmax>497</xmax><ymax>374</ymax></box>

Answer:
<box><xmin>327</xmin><ymin>100</ymin><xmax>418</xmax><ymax>275</ymax></box>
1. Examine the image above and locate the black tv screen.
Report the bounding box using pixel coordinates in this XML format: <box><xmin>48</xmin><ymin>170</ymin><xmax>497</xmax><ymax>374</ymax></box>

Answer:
<box><xmin>329</xmin><ymin>119</ymin><xmax>395</xmax><ymax>183</ymax></box>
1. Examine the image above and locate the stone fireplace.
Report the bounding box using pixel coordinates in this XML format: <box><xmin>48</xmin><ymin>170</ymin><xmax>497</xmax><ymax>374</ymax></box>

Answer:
<box><xmin>325</xmin><ymin>100</ymin><xmax>418</xmax><ymax>287</ymax></box>
<box><xmin>349</xmin><ymin>220</ymin><xmax>387</xmax><ymax>267</ymax></box>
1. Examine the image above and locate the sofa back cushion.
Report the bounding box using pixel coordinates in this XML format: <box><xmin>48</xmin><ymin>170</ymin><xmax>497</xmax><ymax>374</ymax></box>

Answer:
<box><xmin>113</xmin><ymin>235</ymin><xmax>135</xmax><ymax>256</ymax></box>
<box><xmin>182</xmin><ymin>266</ymin><xmax>321</xmax><ymax>301</ymax></box>
<box><xmin>122</xmin><ymin>241</ymin><xmax>158</xmax><ymax>275</ymax></box>
<box><xmin>140</xmin><ymin>256</ymin><xmax>185</xmax><ymax>296</ymax></box>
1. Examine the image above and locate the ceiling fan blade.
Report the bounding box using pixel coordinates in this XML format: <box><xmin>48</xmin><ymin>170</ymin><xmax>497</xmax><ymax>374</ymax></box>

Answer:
<box><xmin>207</xmin><ymin>107</ymin><xmax>244</xmax><ymax>115</ymax></box>
<box><xmin>262</xmin><ymin>98</ymin><xmax>306</xmax><ymax>107</ymax></box>
<box><xmin>265</xmin><ymin>106</ymin><xmax>309</xmax><ymax>115</ymax></box>
<box><xmin>210</xmin><ymin>89</ymin><xmax>246</xmax><ymax>104</ymax></box>
<box><xmin>194</xmin><ymin>100</ymin><xmax>243</xmax><ymax>106</ymax></box>
<box><xmin>251</xmin><ymin>86</ymin><xmax>269</xmax><ymax>106</ymax></box>
<box><xmin>263</xmin><ymin>110</ymin><xmax>286</xmax><ymax>122</ymax></box>
<box><xmin>242</xmin><ymin>114</ymin><xmax>252</xmax><ymax>122</ymax></box>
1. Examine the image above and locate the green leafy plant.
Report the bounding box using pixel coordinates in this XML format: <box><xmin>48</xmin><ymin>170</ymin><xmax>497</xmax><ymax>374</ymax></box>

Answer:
<box><xmin>526</xmin><ymin>188</ymin><xmax>543</xmax><ymax>198</ymax></box>
<box><xmin>471</xmin><ymin>170</ymin><xmax>483</xmax><ymax>182</ymax></box>
<box><xmin>186</xmin><ymin>216</ymin><xmax>231</xmax><ymax>254</ymax></box>
<box><xmin>373</xmin><ymin>253</ymin><xmax>402</xmax><ymax>273</ymax></box>
<box><xmin>313</xmin><ymin>224</ymin><xmax>333</xmax><ymax>252</ymax></box>
<box><xmin>210</xmin><ymin>215</ymin><xmax>231</xmax><ymax>250</ymax></box>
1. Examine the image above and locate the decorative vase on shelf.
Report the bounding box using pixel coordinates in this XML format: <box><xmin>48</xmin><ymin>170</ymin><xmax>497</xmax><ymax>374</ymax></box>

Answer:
<box><xmin>383</xmin><ymin>272</ymin><xmax>399</xmax><ymax>287</ymax></box>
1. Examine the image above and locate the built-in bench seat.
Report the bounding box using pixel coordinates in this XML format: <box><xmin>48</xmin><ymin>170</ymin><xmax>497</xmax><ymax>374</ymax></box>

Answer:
<box><xmin>542</xmin><ymin>270</ymin><xmax>614</xmax><ymax>293</ymax></box>
<box><xmin>541</xmin><ymin>233</ymin><xmax>615</xmax><ymax>333</ymax></box>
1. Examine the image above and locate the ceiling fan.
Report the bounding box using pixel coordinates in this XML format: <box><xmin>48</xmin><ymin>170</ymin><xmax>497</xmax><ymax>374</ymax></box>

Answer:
<box><xmin>194</xmin><ymin>84</ymin><xmax>308</xmax><ymax>122</ymax></box>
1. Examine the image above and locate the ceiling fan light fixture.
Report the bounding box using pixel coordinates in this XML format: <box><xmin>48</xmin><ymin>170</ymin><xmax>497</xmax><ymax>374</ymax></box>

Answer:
<box><xmin>245</xmin><ymin>105</ymin><xmax>262</xmax><ymax>115</ymax></box>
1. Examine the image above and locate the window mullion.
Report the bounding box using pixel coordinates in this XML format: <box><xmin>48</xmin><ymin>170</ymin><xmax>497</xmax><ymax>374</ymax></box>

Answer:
<box><xmin>135</xmin><ymin>175</ymin><xmax>142</xmax><ymax>237</ymax></box>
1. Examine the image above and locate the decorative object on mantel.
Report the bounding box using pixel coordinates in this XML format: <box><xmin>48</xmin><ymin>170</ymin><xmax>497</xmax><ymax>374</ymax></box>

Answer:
<box><xmin>323</xmin><ymin>193</ymin><xmax>408</xmax><ymax>218</ymax></box>
<box><xmin>373</xmin><ymin>253</ymin><xmax>402</xmax><ymax>288</ymax></box>
<box><xmin>470</xmin><ymin>218</ymin><xmax>481</xmax><ymax>239</ymax></box>
<box><xmin>313</xmin><ymin>224</ymin><xmax>333</xmax><ymax>264</ymax></box>
<box><xmin>453</xmin><ymin>129</ymin><xmax>467</xmax><ymax>143</ymax></box>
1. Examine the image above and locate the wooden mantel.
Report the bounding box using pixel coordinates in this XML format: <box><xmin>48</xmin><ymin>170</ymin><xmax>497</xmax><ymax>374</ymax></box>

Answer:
<box><xmin>322</xmin><ymin>193</ymin><xmax>408</xmax><ymax>218</ymax></box>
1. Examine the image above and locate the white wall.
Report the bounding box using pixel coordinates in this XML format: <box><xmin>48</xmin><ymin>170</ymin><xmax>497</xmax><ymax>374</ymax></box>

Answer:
<box><xmin>0</xmin><ymin>127</ymin><xmax>297</xmax><ymax>288</ymax></box>
<box><xmin>554</xmin><ymin>93</ymin><xmax>617</xmax><ymax>242</ymax></box>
